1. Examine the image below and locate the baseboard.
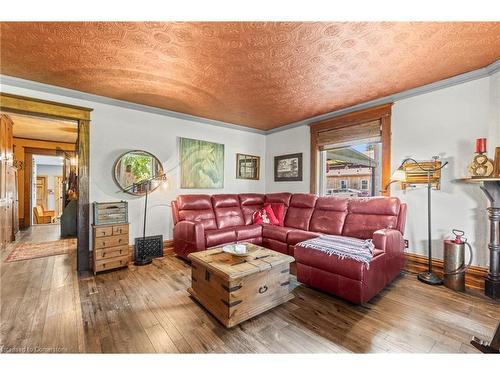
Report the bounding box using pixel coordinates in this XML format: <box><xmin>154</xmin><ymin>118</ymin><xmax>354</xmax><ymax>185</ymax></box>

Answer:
<box><xmin>404</xmin><ymin>252</ymin><xmax>488</xmax><ymax>291</ymax></box>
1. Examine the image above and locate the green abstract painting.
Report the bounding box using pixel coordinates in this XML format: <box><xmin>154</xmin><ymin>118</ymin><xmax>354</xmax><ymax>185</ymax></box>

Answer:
<box><xmin>179</xmin><ymin>137</ymin><xmax>224</xmax><ymax>188</ymax></box>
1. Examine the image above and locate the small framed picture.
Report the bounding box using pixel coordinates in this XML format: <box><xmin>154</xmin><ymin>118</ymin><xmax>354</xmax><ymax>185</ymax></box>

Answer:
<box><xmin>236</xmin><ymin>153</ymin><xmax>260</xmax><ymax>180</ymax></box>
<box><xmin>274</xmin><ymin>153</ymin><xmax>303</xmax><ymax>182</ymax></box>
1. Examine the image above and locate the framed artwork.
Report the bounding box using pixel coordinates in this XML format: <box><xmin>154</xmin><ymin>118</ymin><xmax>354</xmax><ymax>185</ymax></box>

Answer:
<box><xmin>236</xmin><ymin>153</ymin><xmax>260</xmax><ymax>180</ymax></box>
<box><xmin>179</xmin><ymin>137</ymin><xmax>224</xmax><ymax>188</ymax></box>
<box><xmin>274</xmin><ymin>153</ymin><xmax>303</xmax><ymax>182</ymax></box>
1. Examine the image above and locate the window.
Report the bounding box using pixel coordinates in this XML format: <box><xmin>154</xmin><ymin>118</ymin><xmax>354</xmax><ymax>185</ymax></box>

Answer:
<box><xmin>320</xmin><ymin>141</ymin><xmax>381</xmax><ymax>197</ymax></box>
<box><xmin>310</xmin><ymin>104</ymin><xmax>392</xmax><ymax>195</ymax></box>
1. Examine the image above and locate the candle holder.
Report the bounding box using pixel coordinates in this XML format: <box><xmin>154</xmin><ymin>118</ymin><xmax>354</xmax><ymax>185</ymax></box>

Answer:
<box><xmin>469</xmin><ymin>138</ymin><xmax>494</xmax><ymax>178</ymax></box>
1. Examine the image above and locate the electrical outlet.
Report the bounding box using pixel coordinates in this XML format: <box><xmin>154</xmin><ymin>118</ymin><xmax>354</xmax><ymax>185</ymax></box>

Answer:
<box><xmin>404</xmin><ymin>239</ymin><xmax>409</xmax><ymax>248</ymax></box>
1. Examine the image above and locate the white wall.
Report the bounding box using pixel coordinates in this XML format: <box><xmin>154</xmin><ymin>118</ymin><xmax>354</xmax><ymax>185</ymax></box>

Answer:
<box><xmin>265</xmin><ymin>125</ymin><xmax>310</xmax><ymax>193</ymax></box>
<box><xmin>265</xmin><ymin>74</ymin><xmax>500</xmax><ymax>267</ymax></box>
<box><xmin>391</xmin><ymin>76</ymin><xmax>495</xmax><ymax>267</ymax></box>
<box><xmin>1</xmin><ymin>84</ymin><xmax>266</xmax><ymax>244</ymax></box>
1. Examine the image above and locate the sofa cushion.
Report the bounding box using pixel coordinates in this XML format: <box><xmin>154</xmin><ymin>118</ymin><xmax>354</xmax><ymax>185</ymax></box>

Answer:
<box><xmin>239</xmin><ymin>193</ymin><xmax>265</xmax><ymax>225</ymax></box>
<box><xmin>262</xmin><ymin>238</ymin><xmax>288</xmax><ymax>254</ymax></box>
<box><xmin>287</xmin><ymin>229</ymin><xmax>321</xmax><ymax>246</ymax></box>
<box><xmin>294</xmin><ymin>245</ymin><xmax>385</xmax><ymax>281</ymax></box>
<box><xmin>177</xmin><ymin>195</ymin><xmax>217</xmax><ymax>230</ymax></box>
<box><xmin>252</xmin><ymin>204</ymin><xmax>279</xmax><ymax>225</ymax></box>
<box><xmin>262</xmin><ymin>224</ymin><xmax>294</xmax><ymax>242</ymax></box>
<box><xmin>269</xmin><ymin>203</ymin><xmax>285</xmax><ymax>226</ymax></box>
<box><xmin>284</xmin><ymin>193</ymin><xmax>318</xmax><ymax>230</ymax></box>
<box><xmin>309</xmin><ymin>196</ymin><xmax>348</xmax><ymax>235</ymax></box>
<box><xmin>265</xmin><ymin>193</ymin><xmax>292</xmax><ymax>216</ymax></box>
<box><xmin>233</xmin><ymin>224</ymin><xmax>262</xmax><ymax>241</ymax></box>
<box><xmin>342</xmin><ymin>197</ymin><xmax>401</xmax><ymax>239</ymax></box>
<box><xmin>212</xmin><ymin>194</ymin><xmax>245</xmax><ymax>229</ymax></box>
<box><xmin>205</xmin><ymin>228</ymin><xmax>237</xmax><ymax>247</ymax></box>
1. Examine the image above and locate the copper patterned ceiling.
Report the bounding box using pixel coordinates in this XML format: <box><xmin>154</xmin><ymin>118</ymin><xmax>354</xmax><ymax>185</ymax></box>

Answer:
<box><xmin>1</xmin><ymin>22</ymin><xmax>499</xmax><ymax>130</ymax></box>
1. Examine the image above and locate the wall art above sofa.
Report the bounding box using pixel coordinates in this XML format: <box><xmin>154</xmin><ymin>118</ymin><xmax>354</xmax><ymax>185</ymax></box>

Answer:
<box><xmin>179</xmin><ymin>137</ymin><xmax>224</xmax><ymax>189</ymax></box>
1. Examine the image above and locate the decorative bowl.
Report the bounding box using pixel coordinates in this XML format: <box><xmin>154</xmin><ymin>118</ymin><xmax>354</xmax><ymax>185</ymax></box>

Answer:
<box><xmin>222</xmin><ymin>244</ymin><xmax>249</xmax><ymax>257</ymax></box>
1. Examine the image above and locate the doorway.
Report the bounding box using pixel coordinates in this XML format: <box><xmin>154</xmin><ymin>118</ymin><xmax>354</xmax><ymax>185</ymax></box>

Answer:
<box><xmin>31</xmin><ymin>155</ymin><xmax>65</xmax><ymax>225</ymax></box>
<box><xmin>0</xmin><ymin>92</ymin><xmax>92</xmax><ymax>271</ymax></box>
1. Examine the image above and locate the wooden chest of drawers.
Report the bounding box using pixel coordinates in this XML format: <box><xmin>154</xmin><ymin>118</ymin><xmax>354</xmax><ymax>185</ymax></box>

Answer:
<box><xmin>92</xmin><ymin>223</ymin><xmax>130</xmax><ymax>274</ymax></box>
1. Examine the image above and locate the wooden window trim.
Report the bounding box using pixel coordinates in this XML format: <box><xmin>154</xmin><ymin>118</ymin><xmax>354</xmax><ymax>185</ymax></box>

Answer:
<box><xmin>310</xmin><ymin>103</ymin><xmax>392</xmax><ymax>195</ymax></box>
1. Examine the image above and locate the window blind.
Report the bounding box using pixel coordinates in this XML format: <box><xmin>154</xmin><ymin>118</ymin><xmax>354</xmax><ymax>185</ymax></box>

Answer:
<box><xmin>316</xmin><ymin>119</ymin><xmax>381</xmax><ymax>150</ymax></box>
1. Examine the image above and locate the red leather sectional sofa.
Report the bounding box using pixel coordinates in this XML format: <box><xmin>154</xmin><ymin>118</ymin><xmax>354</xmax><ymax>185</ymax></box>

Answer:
<box><xmin>171</xmin><ymin>193</ymin><xmax>407</xmax><ymax>304</ymax></box>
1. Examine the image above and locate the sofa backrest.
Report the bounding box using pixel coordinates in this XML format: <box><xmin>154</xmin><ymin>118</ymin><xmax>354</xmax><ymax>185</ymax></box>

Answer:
<box><xmin>309</xmin><ymin>196</ymin><xmax>348</xmax><ymax>235</ymax></box>
<box><xmin>176</xmin><ymin>195</ymin><xmax>217</xmax><ymax>230</ymax></box>
<box><xmin>212</xmin><ymin>194</ymin><xmax>245</xmax><ymax>229</ymax></box>
<box><xmin>265</xmin><ymin>192</ymin><xmax>292</xmax><ymax>216</ymax></box>
<box><xmin>173</xmin><ymin>193</ymin><xmax>405</xmax><ymax>238</ymax></box>
<box><xmin>238</xmin><ymin>193</ymin><xmax>265</xmax><ymax>225</ymax></box>
<box><xmin>342</xmin><ymin>197</ymin><xmax>401</xmax><ymax>239</ymax></box>
<box><xmin>284</xmin><ymin>193</ymin><xmax>318</xmax><ymax>231</ymax></box>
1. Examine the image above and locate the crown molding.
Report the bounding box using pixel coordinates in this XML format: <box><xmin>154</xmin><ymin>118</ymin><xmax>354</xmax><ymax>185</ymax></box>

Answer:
<box><xmin>0</xmin><ymin>75</ymin><xmax>267</xmax><ymax>135</ymax></box>
<box><xmin>2</xmin><ymin>59</ymin><xmax>498</xmax><ymax>136</ymax></box>
<box><xmin>267</xmin><ymin>59</ymin><xmax>500</xmax><ymax>134</ymax></box>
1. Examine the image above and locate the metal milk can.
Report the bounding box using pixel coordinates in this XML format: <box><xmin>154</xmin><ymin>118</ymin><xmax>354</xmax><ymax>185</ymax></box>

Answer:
<box><xmin>443</xmin><ymin>229</ymin><xmax>473</xmax><ymax>292</ymax></box>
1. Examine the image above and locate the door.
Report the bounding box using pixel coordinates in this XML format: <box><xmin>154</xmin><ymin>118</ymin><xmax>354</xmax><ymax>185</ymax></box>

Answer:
<box><xmin>36</xmin><ymin>176</ymin><xmax>47</xmax><ymax>209</ymax></box>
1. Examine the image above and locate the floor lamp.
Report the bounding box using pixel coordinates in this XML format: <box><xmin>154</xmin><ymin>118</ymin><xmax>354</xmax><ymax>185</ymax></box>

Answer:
<box><xmin>388</xmin><ymin>156</ymin><xmax>448</xmax><ymax>285</ymax></box>
<box><xmin>124</xmin><ymin>173</ymin><xmax>168</xmax><ymax>266</ymax></box>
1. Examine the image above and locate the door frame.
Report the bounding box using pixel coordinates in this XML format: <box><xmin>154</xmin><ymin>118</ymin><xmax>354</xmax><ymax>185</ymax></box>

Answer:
<box><xmin>24</xmin><ymin>148</ymin><xmax>67</xmax><ymax>226</ymax></box>
<box><xmin>54</xmin><ymin>176</ymin><xmax>63</xmax><ymax>218</ymax></box>
<box><xmin>0</xmin><ymin>92</ymin><xmax>92</xmax><ymax>272</ymax></box>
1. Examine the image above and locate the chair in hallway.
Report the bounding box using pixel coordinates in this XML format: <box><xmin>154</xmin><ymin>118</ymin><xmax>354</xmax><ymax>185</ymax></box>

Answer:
<box><xmin>33</xmin><ymin>205</ymin><xmax>55</xmax><ymax>224</ymax></box>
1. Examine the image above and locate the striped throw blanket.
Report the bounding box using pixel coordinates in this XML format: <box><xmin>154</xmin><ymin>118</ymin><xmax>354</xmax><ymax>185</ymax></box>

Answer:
<box><xmin>297</xmin><ymin>235</ymin><xmax>375</xmax><ymax>265</ymax></box>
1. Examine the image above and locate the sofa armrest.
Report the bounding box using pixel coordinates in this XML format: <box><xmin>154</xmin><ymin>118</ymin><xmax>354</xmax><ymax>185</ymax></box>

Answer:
<box><xmin>173</xmin><ymin>220</ymin><xmax>206</xmax><ymax>252</ymax></box>
<box><xmin>372</xmin><ymin>229</ymin><xmax>404</xmax><ymax>257</ymax></box>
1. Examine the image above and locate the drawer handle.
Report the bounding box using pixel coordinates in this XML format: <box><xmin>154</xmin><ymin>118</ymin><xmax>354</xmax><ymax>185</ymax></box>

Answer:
<box><xmin>101</xmin><ymin>231</ymin><xmax>106</xmax><ymax>236</ymax></box>
<box><xmin>102</xmin><ymin>242</ymin><xmax>106</xmax><ymax>246</ymax></box>
<box><xmin>118</xmin><ymin>229</ymin><xmax>122</xmax><ymax>233</ymax></box>
<box><xmin>258</xmin><ymin>285</ymin><xmax>268</xmax><ymax>294</ymax></box>
<box><xmin>102</xmin><ymin>252</ymin><xmax>106</xmax><ymax>257</ymax></box>
<box><xmin>119</xmin><ymin>239</ymin><xmax>123</xmax><ymax>243</ymax></box>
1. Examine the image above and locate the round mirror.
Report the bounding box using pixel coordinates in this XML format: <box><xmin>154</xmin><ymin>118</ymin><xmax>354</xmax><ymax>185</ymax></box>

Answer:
<box><xmin>113</xmin><ymin>150</ymin><xmax>164</xmax><ymax>196</ymax></box>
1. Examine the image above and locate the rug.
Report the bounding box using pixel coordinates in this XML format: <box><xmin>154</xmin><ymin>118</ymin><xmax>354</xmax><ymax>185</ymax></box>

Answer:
<box><xmin>5</xmin><ymin>239</ymin><xmax>77</xmax><ymax>262</ymax></box>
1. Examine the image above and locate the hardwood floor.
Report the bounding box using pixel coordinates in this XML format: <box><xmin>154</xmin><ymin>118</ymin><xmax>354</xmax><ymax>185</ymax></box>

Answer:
<box><xmin>1</xmin><ymin>229</ymin><xmax>499</xmax><ymax>353</ymax></box>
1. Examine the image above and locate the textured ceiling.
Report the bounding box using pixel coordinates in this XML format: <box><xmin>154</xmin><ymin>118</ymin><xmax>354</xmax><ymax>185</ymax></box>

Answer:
<box><xmin>6</xmin><ymin>112</ymin><xmax>78</xmax><ymax>143</ymax></box>
<box><xmin>1</xmin><ymin>22</ymin><xmax>499</xmax><ymax>130</ymax></box>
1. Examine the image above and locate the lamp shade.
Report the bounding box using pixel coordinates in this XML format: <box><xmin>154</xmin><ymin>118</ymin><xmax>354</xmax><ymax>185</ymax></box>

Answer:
<box><xmin>390</xmin><ymin>168</ymin><xmax>407</xmax><ymax>182</ymax></box>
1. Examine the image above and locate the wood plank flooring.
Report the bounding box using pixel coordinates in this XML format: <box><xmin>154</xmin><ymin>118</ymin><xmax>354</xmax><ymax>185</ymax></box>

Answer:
<box><xmin>1</xmin><ymin>226</ymin><xmax>499</xmax><ymax>353</ymax></box>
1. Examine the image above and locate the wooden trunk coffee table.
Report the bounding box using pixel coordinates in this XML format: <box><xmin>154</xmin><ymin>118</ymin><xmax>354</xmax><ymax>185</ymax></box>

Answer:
<box><xmin>188</xmin><ymin>243</ymin><xmax>295</xmax><ymax>328</ymax></box>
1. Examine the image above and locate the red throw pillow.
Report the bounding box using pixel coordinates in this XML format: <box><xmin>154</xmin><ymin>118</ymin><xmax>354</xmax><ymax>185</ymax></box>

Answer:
<box><xmin>252</xmin><ymin>204</ymin><xmax>279</xmax><ymax>225</ymax></box>
<box><xmin>269</xmin><ymin>203</ymin><xmax>285</xmax><ymax>226</ymax></box>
